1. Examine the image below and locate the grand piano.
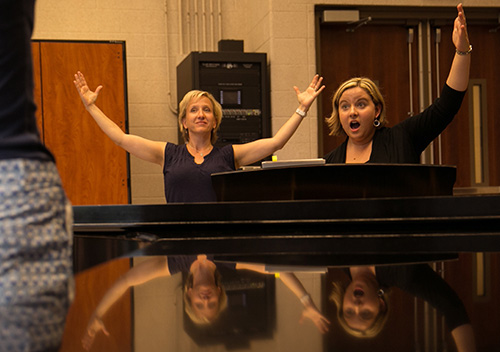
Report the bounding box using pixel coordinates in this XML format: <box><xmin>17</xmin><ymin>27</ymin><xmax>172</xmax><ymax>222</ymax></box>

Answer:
<box><xmin>73</xmin><ymin>164</ymin><xmax>500</xmax><ymax>269</ymax></box>
<box><xmin>68</xmin><ymin>163</ymin><xmax>500</xmax><ymax>352</ymax></box>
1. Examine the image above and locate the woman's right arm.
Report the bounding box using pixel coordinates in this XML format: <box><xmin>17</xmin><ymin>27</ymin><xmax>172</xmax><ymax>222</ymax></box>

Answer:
<box><xmin>82</xmin><ymin>256</ymin><xmax>170</xmax><ymax>350</ymax></box>
<box><xmin>74</xmin><ymin>71</ymin><xmax>166</xmax><ymax>166</ymax></box>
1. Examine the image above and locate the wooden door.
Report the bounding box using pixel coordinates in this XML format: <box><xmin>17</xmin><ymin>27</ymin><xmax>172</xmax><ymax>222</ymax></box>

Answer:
<box><xmin>436</xmin><ymin>25</ymin><xmax>500</xmax><ymax>187</ymax></box>
<box><xmin>34</xmin><ymin>41</ymin><xmax>129</xmax><ymax>205</ymax></box>
<box><xmin>442</xmin><ymin>253</ymin><xmax>500</xmax><ymax>351</ymax></box>
<box><xmin>59</xmin><ymin>258</ymin><xmax>132</xmax><ymax>352</ymax></box>
<box><xmin>318</xmin><ymin>9</ymin><xmax>500</xmax><ymax>189</ymax></box>
<box><xmin>318</xmin><ymin>6</ymin><xmax>500</xmax><ymax>351</ymax></box>
<box><xmin>318</xmin><ymin>23</ymin><xmax>418</xmax><ymax>159</ymax></box>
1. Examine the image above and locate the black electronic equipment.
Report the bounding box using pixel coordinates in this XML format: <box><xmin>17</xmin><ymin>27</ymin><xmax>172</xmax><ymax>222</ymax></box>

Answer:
<box><xmin>176</xmin><ymin>50</ymin><xmax>270</xmax><ymax>147</ymax></box>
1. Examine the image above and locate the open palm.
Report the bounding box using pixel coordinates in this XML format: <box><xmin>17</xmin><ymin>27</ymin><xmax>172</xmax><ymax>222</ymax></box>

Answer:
<box><xmin>295</xmin><ymin>74</ymin><xmax>325</xmax><ymax>110</ymax></box>
<box><xmin>73</xmin><ymin>71</ymin><xmax>102</xmax><ymax>107</ymax></box>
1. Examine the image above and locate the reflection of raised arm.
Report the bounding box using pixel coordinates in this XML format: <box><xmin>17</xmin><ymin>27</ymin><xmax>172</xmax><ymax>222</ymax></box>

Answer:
<box><xmin>82</xmin><ymin>257</ymin><xmax>170</xmax><ymax>351</ymax></box>
<box><xmin>236</xmin><ymin>262</ymin><xmax>330</xmax><ymax>334</ymax></box>
<box><xmin>451</xmin><ymin>324</ymin><xmax>476</xmax><ymax>352</ymax></box>
<box><xmin>279</xmin><ymin>272</ymin><xmax>330</xmax><ymax>334</ymax></box>
<box><xmin>73</xmin><ymin>71</ymin><xmax>166</xmax><ymax>166</ymax></box>
<box><xmin>387</xmin><ymin>263</ymin><xmax>475</xmax><ymax>352</ymax></box>
<box><xmin>446</xmin><ymin>3</ymin><xmax>471</xmax><ymax>92</ymax></box>
<box><xmin>232</xmin><ymin>74</ymin><xmax>325</xmax><ymax>168</ymax></box>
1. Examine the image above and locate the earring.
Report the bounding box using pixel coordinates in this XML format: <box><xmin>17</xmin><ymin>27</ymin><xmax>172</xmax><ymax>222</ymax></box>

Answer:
<box><xmin>373</xmin><ymin>118</ymin><xmax>381</xmax><ymax>128</ymax></box>
<box><xmin>378</xmin><ymin>288</ymin><xmax>385</xmax><ymax>297</ymax></box>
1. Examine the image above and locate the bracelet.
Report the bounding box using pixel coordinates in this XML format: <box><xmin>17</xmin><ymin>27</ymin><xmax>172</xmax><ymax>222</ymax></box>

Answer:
<box><xmin>456</xmin><ymin>44</ymin><xmax>472</xmax><ymax>56</ymax></box>
<box><xmin>295</xmin><ymin>108</ymin><xmax>307</xmax><ymax>118</ymax></box>
<box><xmin>300</xmin><ymin>293</ymin><xmax>312</xmax><ymax>305</ymax></box>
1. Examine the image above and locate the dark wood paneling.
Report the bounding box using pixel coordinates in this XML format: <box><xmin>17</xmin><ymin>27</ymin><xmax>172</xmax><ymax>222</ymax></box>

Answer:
<box><xmin>320</xmin><ymin>21</ymin><xmax>500</xmax><ymax>187</ymax></box>
<box><xmin>435</xmin><ymin>26</ymin><xmax>472</xmax><ymax>188</ymax></box>
<box><xmin>434</xmin><ymin>24</ymin><xmax>500</xmax><ymax>188</ymax></box>
<box><xmin>318</xmin><ymin>8</ymin><xmax>500</xmax><ymax>351</ymax></box>
<box><xmin>444</xmin><ymin>253</ymin><xmax>500</xmax><ymax>351</ymax></box>
<box><xmin>319</xmin><ymin>23</ymin><xmax>418</xmax><ymax>156</ymax></box>
<box><xmin>466</xmin><ymin>25</ymin><xmax>499</xmax><ymax>187</ymax></box>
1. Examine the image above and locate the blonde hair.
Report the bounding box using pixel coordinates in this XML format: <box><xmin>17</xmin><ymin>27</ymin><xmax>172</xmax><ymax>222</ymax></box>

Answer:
<box><xmin>178</xmin><ymin>90</ymin><xmax>223</xmax><ymax>144</ymax></box>
<box><xmin>325</xmin><ymin>77</ymin><xmax>387</xmax><ymax>137</ymax></box>
<box><xmin>329</xmin><ymin>281</ymin><xmax>389</xmax><ymax>338</ymax></box>
<box><xmin>183</xmin><ymin>270</ymin><xmax>228</xmax><ymax>325</ymax></box>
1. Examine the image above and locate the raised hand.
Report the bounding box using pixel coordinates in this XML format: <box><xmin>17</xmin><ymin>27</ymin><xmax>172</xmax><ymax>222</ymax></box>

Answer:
<box><xmin>81</xmin><ymin>315</ymin><xmax>110</xmax><ymax>351</ymax></box>
<box><xmin>299</xmin><ymin>304</ymin><xmax>331</xmax><ymax>334</ymax></box>
<box><xmin>453</xmin><ymin>3</ymin><xmax>470</xmax><ymax>52</ymax></box>
<box><xmin>294</xmin><ymin>74</ymin><xmax>326</xmax><ymax>111</ymax></box>
<box><xmin>73</xmin><ymin>71</ymin><xmax>103</xmax><ymax>108</ymax></box>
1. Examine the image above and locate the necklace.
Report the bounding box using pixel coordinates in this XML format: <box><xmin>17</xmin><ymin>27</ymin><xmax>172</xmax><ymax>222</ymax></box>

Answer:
<box><xmin>188</xmin><ymin>143</ymin><xmax>212</xmax><ymax>157</ymax></box>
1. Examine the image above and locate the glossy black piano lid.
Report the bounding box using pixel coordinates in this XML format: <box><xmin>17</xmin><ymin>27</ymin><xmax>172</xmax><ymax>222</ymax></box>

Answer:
<box><xmin>69</xmin><ymin>164</ymin><xmax>500</xmax><ymax>352</ymax></box>
<box><xmin>211</xmin><ymin>163</ymin><xmax>457</xmax><ymax>201</ymax></box>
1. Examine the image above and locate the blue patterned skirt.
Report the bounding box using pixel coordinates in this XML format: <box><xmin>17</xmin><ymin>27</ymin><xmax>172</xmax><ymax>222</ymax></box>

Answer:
<box><xmin>0</xmin><ymin>159</ymin><xmax>73</xmax><ymax>352</ymax></box>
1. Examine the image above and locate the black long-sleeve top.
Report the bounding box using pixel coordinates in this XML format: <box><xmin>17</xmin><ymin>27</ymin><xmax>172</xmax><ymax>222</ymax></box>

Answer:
<box><xmin>324</xmin><ymin>84</ymin><xmax>466</xmax><ymax>164</ymax></box>
<box><xmin>0</xmin><ymin>0</ymin><xmax>54</xmax><ymax>161</ymax></box>
<box><xmin>376</xmin><ymin>264</ymin><xmax>470</xmax><ymax>331</ymax></box>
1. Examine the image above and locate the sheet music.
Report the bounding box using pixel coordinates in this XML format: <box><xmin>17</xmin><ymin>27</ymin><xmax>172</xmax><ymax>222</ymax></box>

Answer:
<box><xmin>261</xmin><ymin>158</ymin><xmax>325</xmax><ymax>169</ymax></box>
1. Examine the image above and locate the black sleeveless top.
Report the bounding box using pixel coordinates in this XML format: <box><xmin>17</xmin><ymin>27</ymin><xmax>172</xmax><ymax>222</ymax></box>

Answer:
<box><xmin>162</xmin><ymin>143</ymin><xmax>235</xmax><ymax>203</ymax></box>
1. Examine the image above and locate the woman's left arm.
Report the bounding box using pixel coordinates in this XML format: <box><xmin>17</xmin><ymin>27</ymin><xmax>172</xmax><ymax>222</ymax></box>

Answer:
<box><xmin>279</xmin><ymin>272</ymin><xmax>331</xmax><ymax>334</ymax></box>
<box><xmin>446</xmin><ymin>3</ymin><xmax>471</xmax><ymax>92</ymax></box>
<box><xmin>233</xmin><ymin>75</ymin><xmax>325</xmax><ymax>168</ymax></box>
<box><xmin>82</xmin><ymin>256</ymin><xmax>170</xmax><ymax>350</ymax></box>
<box><xmin>235</xmin><ymin>264</ymin><xmax>330</xmax><ymax>333</ymax></box>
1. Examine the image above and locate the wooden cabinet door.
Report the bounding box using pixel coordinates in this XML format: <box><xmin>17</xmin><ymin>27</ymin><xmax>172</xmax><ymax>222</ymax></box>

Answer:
<box><xmin>59</xmin><ymin>258</ymin><xmax>132</xmax><ymax>352</ymax></box>
<box><xmin>35</xmin><ymin>41</ymin><xmax>129</xmax><ymax>205</ymax></box>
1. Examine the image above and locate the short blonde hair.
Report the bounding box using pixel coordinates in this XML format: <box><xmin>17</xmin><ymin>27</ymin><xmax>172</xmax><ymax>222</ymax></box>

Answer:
<box><xmin>325</xmin><ymin>77</ymin><xmax>387</xmax><ymax>137</ymax></box>
<box><xmin>329</xmin><ymin>281</ymin><xmax>389</xmax><ymax>338</ymax></box>
<box><xmin>178</xmin><ymin>90</ymin><xmax>223</xmax><ymax>144</ymax></box>
<box><xmin>183</xmin><ymin>270</ymin><xmax>228</xmax><ymax>325</ymax></box>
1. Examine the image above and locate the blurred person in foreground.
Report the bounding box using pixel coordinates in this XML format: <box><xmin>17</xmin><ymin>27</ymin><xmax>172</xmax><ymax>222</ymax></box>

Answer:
<box><xmin>0</xmin><ymin>0</ymin><xmax>73</xmax><ymax>351</ymax></box>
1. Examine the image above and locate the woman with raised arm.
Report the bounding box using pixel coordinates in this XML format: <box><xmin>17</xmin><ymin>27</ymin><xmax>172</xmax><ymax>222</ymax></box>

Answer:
<box><xmin>82</xmin><ymin>256</ymin><xmax>330</xmax><ymax>351</ymax></box>
<box><xmin>74</xmin><ymin>72</ymin><xmax>324</xmax><ymax>202</ymax></box>
<box><xmin>324</xmin><ymin>3</ymin><xmax>471</xmax><ymax>165</ymax></box>
<box><xmin>330</xmin><ymin>263</ymin><xmax>476</xmax><ymax>352</ymax></box>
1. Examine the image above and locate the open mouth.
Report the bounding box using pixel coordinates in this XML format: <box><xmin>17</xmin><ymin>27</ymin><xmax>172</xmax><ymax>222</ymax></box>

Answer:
<box><xmin>199</xmin><ymin>289</ymin><xmax>213</xmax><ymax>297</ymax></box>
<box><xmin>354</xmin><ymin>288</ymin><xmax>364</xmax><ymax>297</ymax></box>
<box><xmin>350</xmin><ymin>121</ymin><xmax>360</xmax><ymax>130</ymax></box>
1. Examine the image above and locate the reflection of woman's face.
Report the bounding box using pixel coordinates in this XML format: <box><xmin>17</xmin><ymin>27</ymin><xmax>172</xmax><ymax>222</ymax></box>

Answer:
<box><xmin>342</xmin><ymin>280</ymin><xmax>382</xmax><ymax>331</ymax></box>
<box><xmin>188</xmin><ymin>255</ymin><xmax>221</xmax><ymax>322</ymax></box>
<box><xmin>188</xmin><ymin>285</ymin><xmax>221</xmax><ymax>322</ymax></box>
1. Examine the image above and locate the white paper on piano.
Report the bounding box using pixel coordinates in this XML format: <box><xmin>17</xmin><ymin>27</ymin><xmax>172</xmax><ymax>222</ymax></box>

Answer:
<box><xmin>261</xmin><ymin>158</ymin><xmax>325</xmax><ymax>169</ymax></box>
